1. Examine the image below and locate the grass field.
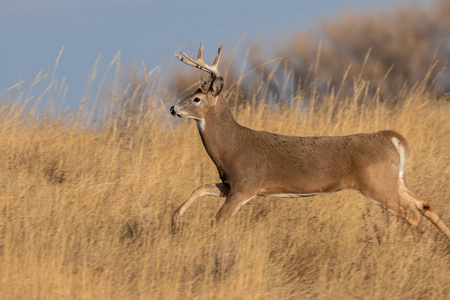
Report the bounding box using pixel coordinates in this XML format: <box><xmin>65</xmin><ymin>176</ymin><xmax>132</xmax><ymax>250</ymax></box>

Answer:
<box><xmin>0</xmin><ymin>56</ymin><xmax>449</xmax><ymax>299</ymax></box>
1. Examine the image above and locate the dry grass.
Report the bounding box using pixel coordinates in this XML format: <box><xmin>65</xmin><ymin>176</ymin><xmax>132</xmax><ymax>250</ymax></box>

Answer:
<box><xmin>0</xmin><ymin>53</ymin><xmax>449</xmax><ymax>300</ymax></box>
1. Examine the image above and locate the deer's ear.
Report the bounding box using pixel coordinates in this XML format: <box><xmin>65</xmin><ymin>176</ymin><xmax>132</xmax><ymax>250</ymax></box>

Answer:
<box><xmin>211</xmin><ymin>77</ymin><xmax>224</xmax><ymax>96</ymax></box>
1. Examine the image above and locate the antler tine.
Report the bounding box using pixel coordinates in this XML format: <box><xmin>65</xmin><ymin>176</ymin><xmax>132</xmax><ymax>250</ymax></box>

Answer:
<box><xmin>175</xmin><ymin>43</ymin><xmax>221</xmax><ymax>79</ymax></box>
<box><xmin>176</xmin><ymin>50</ymin><xmax>198</xmax><ymax>67</ymax></box>
<box><xmin>212</xmin><ymin>43</ymin><xmax>223</xmax><ymax>68</ymax></box>
<box><xmin>197</xmin><ymin>43</ymin><xmax>204</xmax><ymax>59</ymax></box>
<box><xmin>174</xmin><ymin>53</ymin><xmax>199</xmax><ymax>69</ymax></box>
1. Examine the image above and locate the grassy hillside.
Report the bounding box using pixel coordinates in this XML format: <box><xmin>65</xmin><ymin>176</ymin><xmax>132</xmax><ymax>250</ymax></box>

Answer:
<box><xmin>0</xmin><ymin>57</ymin><xmax>449</xmax><ymax>299</ymax></box>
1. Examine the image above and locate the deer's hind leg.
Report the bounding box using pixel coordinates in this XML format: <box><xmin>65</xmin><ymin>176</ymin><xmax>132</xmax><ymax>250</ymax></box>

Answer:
<box><xmin>398</xmin><ymin>180</ymin><xmax>450</xmax><ymax>241</ymax></box>
<box><xmin>172</xmin><ymin>183</ymin><xmax>229</xmax><ymax>234</ymax></box>
<box><xmin>359</xmin><ymin>176</ymin><xmax>424</xmax><ymax>243</ymax></box>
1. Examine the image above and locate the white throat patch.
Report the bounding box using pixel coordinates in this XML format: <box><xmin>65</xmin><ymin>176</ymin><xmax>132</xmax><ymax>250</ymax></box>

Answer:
<box><xmin>195</xmin><ymin>119</ymin><xmax>205</xmax><ymax>131</ymax></box>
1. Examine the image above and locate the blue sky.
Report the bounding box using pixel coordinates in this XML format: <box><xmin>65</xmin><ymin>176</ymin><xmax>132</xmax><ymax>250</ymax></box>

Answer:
<box><xmin>1</xmin><ymin>0</ymin><xmax>407</xmax><ymax>108</ymax></box>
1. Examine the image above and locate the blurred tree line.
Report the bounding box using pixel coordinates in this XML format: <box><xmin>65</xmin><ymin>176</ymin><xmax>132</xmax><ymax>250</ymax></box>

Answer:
<box><xmin>172</xmin><ymin>0</ymin><xmax>450</xmax><ymax>103</ymax></box>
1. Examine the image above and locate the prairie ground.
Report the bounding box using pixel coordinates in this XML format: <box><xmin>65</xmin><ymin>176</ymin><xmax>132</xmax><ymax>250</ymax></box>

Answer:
<box><xmin>0</xmin><ymin>64</ymin><xmax>449</xmax><ymax>299</ymax></box>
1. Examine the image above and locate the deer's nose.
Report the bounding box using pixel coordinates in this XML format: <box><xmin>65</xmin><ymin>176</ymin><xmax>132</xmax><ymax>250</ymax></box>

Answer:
<box><xmin>170</xmin><ymin>106</ymin><xmax>175</xmax><ymax>115</ymax></box>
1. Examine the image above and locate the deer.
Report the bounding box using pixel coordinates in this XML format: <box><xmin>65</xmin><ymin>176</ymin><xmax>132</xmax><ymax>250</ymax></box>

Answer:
<box><xmin>169</xmin><ymin>43</ymin><xmax>450</xmax><ymax>243</ymax></box>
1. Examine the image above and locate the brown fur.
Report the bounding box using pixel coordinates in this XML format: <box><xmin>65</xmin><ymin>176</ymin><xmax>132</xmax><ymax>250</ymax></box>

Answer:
<box><xmin>170</xmin><ymin>45</ymin><xmax>450</xmax><ymax>242</ymax></box>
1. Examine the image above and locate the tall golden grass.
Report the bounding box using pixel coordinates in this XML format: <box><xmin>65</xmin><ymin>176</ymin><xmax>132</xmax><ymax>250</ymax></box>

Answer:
<box><xmin>0</xmin><ymin>50</ymin><xmax>449</xmax><ymax>299</ymax></box>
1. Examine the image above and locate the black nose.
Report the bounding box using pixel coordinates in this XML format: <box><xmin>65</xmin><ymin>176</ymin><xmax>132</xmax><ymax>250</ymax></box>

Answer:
<box><xmin>170</xmin><ymin>106</ymin><xmax>175</xmax><ymax>115</ymax></box>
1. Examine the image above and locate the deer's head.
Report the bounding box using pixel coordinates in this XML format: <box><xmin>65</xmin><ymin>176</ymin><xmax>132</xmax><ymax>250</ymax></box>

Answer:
<box><xmin>170</xmin><ymin>44</ymin><xmax>224</xmax><ymax>121</ymax></box>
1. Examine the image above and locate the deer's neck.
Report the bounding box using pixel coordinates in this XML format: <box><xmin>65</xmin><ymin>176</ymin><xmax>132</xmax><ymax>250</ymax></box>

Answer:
<box><xmin>196</xmin><ymin>102</ymin><xmax>245</xmax><ymax>178</ymax></box>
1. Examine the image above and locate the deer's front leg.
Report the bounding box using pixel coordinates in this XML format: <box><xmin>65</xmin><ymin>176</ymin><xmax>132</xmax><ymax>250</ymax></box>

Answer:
<box><xmin>172</xmin><ymin>183</ymin><xmax>229</xmax><ymax>234</ymax></box>
<box><xmin>211</xmin><ymin>190</ymin><xmax>257</xmax><ymax>231</ymax></box>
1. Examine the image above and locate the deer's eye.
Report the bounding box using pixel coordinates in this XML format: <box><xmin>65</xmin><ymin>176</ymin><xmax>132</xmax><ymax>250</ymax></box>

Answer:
<box><xmin>193</xmin><ymin>97</ymin><xmax>201</xmax><ymax>103</ymax></box>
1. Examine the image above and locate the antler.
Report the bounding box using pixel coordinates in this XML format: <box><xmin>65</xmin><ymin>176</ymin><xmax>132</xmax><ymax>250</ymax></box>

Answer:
<box><xmin>175</xmin><ymin>43</ymin><xmax>223</xmax><ymax>80</ymax></box>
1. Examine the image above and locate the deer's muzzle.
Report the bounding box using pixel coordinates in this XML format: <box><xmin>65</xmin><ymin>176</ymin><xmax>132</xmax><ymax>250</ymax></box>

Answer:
<box><xmin>170</xmin><ymin>105</ymin><xmax>182</xmax><ymax>118</ymax></box>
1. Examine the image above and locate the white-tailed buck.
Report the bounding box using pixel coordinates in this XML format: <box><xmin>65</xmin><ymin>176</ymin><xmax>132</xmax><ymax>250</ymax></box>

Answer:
<box><xmin>170</xmin><ymin>43</ymin><xmax>450</xmax><ymax>242</ymax></box>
